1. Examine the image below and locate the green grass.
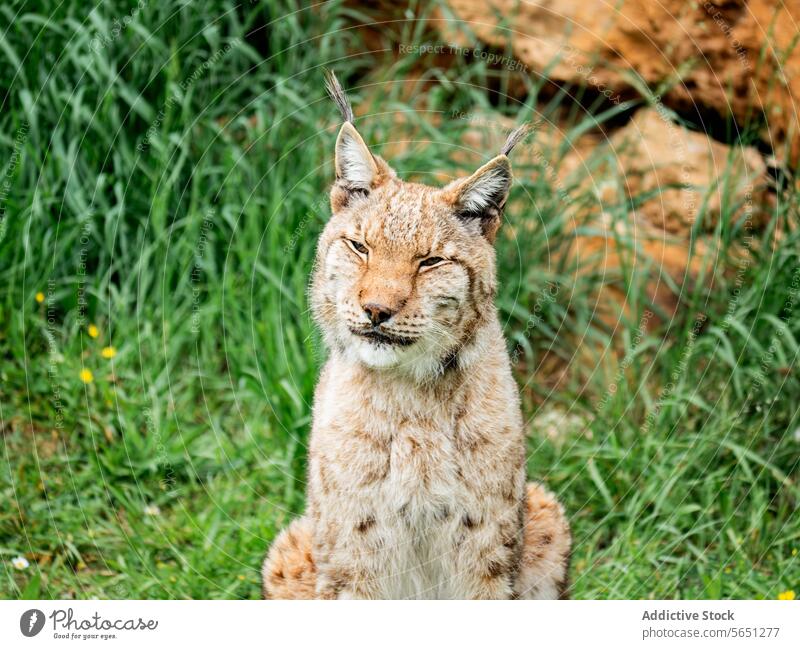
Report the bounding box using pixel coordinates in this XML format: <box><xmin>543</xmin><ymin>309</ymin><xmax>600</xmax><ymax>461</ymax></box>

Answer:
<box><xmin>1</xmin><ymin>0</ymin><xmax>798</xmax><ymax>599</ymax></box>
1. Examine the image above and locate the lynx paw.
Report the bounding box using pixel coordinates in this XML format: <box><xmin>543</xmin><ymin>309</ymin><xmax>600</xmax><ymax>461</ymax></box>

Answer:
<box><xmin>262</xmin><ymin>517</ymin><xmax>316</xmax><ymax>599</ymax></box>
<box><xmin>515</xmin><ymin>482</ymin><xmax>572</xmax><ymax>599</ymax></box>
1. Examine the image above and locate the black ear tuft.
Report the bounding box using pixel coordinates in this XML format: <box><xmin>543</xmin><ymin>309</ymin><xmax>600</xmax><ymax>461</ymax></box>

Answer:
<box><xmin>500</xmin><ymin>123</ymin><xmax>533</xmax><ymax>156</ymax></box>
<box><xmin>323</xmin><ymin>69</ymin><xmax>355</xmax><ymax>124</ymax></box>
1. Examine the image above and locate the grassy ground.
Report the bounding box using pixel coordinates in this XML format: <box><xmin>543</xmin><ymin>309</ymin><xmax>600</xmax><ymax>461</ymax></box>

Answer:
<box><xmin>1</xmin><ymin>0</ymin><xmax>798</xmax><ymax>599</ymax></box>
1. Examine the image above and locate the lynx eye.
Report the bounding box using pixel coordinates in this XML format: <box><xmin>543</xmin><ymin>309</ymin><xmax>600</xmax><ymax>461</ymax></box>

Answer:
<box><xmin>419</xmin><ymin>256</ymin><xmax>445</xmax><ymax>269</ymax></box>
<box><xmin>346</xmin><ymin>239</ymin><xmax>368</xmax><ymax>256</ymax></box>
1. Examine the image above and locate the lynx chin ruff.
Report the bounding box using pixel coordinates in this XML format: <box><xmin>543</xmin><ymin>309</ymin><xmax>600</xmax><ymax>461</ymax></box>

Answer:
<box><xmin>262</xmin><ymin>72</ymin><xmax>571</xmax><ymax>599</ymax></box>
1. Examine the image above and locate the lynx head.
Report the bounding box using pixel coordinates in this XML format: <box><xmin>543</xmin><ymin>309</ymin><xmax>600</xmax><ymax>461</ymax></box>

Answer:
<box><xmin>310</xmin><ymin>71</ymin><xmax>530</xmax><ymax>380</ymax></box>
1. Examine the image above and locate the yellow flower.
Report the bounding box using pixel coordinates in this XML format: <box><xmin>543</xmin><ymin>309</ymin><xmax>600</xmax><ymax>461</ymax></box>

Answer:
<box><xmin>778</xmin><ymin>590</ymin><xmax>795</xmax><ymax>600</ymax></box>
<box><xmin>88</xmin><ymin>324</ymin><xmax>99</xmax><ymax>338</ymax></box>
<box><xmin>793</xmin><ymin>549</ymin><xmax>798</xmax><ymax>557</ymax></box>
<box><xmin>35</xmin><ymin>292</ymin><xmax>45</xmax><ymax>304</ymax></box>
<box><xmin>79</xmin><ymin>368</ymin><xmax>94</xmax><ymax>384</ymax></box>
<box><xmin>101</xmin><ymin>346</ymin><xmax>117</xmax><ymax>359</ymax></box>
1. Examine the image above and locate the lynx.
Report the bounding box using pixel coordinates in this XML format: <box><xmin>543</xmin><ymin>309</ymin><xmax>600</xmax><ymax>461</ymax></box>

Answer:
<box><xmin>262</xmin><ymin>72</ymin><xmax>571</xmax><ymax>599</ymax></box>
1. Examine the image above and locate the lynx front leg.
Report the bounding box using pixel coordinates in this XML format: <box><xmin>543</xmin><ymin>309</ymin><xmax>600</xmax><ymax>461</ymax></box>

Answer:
<box><xmin>449</xmin><ymin>497</ymin><xmax>523</xmax><ymax>600</ymax></box>
<box><xmin>316</xmin><ymin>567</ymin><xmax>376</xmax><ymax>600</ymax></box>
<box><xmin>514</xmin><ymin>482</ymin><xmax>572</xmax><ymax>599</ymax></box>
<box><xmin>312</xmin><ymin>516</ymin><xmax>384</xmax><ymax>600</ymax></box>
<box><xmin>261</xmin><ymin>517</ymin><xmax>369</xmax><ymax>599</ymax></box>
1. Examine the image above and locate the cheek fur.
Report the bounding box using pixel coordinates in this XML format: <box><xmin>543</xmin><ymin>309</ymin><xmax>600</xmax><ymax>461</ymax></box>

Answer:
<box><xmin>323</xmin><ymin>244</ymin><xmax>362</xmax><ymax>295</ymax></box>
<box><xmin>417</xmin><ymin>265</ymin><xmax>470</xmax><ymax>316</ymax></box>
<box><xmin>313</xmin><ymin>244</ymin><xmax>363</xmax><ymax>333</ymax></box>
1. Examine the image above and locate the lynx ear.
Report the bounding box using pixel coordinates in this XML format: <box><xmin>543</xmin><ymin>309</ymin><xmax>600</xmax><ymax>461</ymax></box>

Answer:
<box><xmin>443</xmin><ymin>123</ymin><xmax>530</xmax><ymax>239</ymax></box>
<box><xmin>330</xmin><ymin>123</ymin><xmax>395</xmax><ymax>212</ymax></box>
<box><xmin>445</xmin><ymin>155</ymin><xmax>512</xmax><ymax>241</ymax></box>
<box><xmin>335</xmin><ymin>122</ymin><xmax>379</xmax><ymax>191</ymax></box>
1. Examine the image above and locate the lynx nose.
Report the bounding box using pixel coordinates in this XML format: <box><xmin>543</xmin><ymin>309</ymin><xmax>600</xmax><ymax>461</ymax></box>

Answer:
<box><xmin>363</xmin><ymin>302</ymin><xmax>394</xmax><ymax>325</ymax></box>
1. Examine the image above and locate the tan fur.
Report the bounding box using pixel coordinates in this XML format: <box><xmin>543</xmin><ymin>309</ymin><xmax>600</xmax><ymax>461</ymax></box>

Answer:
<box><xmin>516</xmin><ymin>483</ymin><xmax>572</xmax><ymax>599</ymax></box>
<box><xmin>263</xmin><ymin>77</ymin><xmax>570</xmax><ymax>599</ymax></box>
<box><xmin>264</xmin><ymin>484</ymin><xmax>570</xmax><ymax>599</ymax></box>
<box><xmin>262</xmin><ymin>520</ymin><xmax>317</xmax><ymax>599</ymax></box>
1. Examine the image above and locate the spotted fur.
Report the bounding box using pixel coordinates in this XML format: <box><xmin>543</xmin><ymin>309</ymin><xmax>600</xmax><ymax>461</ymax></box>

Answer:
<box><xmin>262</xmin><ymin>73</ymin><xmax>570</xmax><ymax>599</ymax></box>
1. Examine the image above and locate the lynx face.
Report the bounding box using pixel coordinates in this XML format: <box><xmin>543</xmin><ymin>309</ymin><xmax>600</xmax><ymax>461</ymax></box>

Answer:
<box><xmin>310</xmin><ymin>80</ymin><xmax>527</xmax><ymax>379</ymax></box>
<box><xmin>310</xmin><ymin>122</ymin><xmax>518</xmax><ymax>380</ymax></box>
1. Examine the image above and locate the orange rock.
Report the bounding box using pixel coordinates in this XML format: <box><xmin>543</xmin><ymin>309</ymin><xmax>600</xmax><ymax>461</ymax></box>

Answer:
<box><xmin>441</xmin><ymin>0</ymin><xmax>800</xmax><ymax>165</ymax></box>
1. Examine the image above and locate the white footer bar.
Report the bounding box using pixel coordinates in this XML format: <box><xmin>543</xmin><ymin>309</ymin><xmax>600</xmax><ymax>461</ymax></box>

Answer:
<box><xmin>1</xmin><ymin>600</ymin><xmax>797</xmax><ymax>648</ymax></box>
